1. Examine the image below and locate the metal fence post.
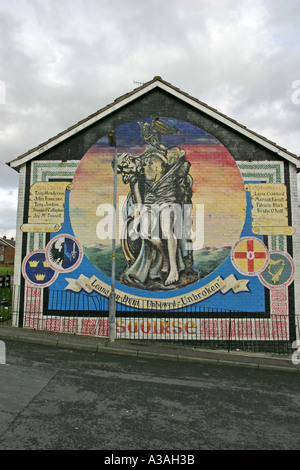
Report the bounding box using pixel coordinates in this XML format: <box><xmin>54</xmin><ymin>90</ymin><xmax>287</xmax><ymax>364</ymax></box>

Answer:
<box><xmin>228</xmin><ymin>311</ymin><xmax>232</xmax><ymax>352</ymax></box>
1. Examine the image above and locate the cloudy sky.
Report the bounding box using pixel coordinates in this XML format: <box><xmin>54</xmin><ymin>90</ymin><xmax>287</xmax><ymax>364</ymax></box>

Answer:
<box><xmin>0</xmin><ymin>0</ymin><xmax>300</xmax><ymax>239</ymax></box>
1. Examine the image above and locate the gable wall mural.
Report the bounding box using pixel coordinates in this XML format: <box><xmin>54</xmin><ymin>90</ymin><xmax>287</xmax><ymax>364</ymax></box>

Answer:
<box><xmin>13</xmin><ymin>101</ymin><xmax>299</xmax><ymax>346</ymax></box>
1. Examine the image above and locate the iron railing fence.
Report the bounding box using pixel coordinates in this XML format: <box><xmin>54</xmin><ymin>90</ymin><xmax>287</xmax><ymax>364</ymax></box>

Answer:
<box><xmin>0</xmin><ymin>285</ymin><xmax>298</xmax><ymax>354</ymax></box>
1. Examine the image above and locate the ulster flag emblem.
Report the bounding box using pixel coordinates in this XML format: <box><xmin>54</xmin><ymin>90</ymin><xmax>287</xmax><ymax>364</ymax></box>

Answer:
<box><xmin>231</xmin><ymin>237</ymin><xmax>269</xmax><ymax>276</ymax></box>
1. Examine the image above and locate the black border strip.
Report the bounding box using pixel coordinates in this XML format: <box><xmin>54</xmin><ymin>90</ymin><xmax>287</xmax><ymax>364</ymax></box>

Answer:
<box><xmin>18</xmin><ymin>162</ymin><xmax>31</xmax><ymax>327</ymax></box>
<box><xmin>284</xmin><ymin>161</ymin><xmax>296</xmax><ymax>342</ymax></box>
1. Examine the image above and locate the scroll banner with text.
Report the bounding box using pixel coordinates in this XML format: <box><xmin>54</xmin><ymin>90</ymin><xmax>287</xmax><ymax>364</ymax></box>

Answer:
<box><xmin>64</xmin><ymin>274</ymin><xmax>250</xmax><ymax>309</ymax></box>
<box><xmin>21</xmin><ymin>181</ymin><xmax>73</xmax><ymax>233</ymax></box>
<box><xmin>245</xmin><ymin>183</ymin><xmax>295</xmax><ymax>236</ymax></box>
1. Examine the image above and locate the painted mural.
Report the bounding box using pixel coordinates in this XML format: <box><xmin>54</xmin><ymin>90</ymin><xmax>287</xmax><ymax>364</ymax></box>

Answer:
<box><xmin>20</xmin><ymin>116</ymin><xmax>296</xmax><ymax>340</ymax></box>
<box><xmin>69</xmin><ymin>117</ymin><xmax>247</xmax><ymax>301</ymax></box>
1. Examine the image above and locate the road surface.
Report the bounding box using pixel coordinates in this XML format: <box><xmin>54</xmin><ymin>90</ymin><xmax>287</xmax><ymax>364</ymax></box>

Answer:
<box><xmin>0</xmin><ymin>339</ymin><xmax>299</xmax><ymax>451</ymax></box>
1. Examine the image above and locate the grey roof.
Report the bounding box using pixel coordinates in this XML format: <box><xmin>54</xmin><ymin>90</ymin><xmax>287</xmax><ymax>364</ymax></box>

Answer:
<box><xmin>0</xmin><ymin>237</ymin><xmax>15</xmax><ymax>248</ymax></box>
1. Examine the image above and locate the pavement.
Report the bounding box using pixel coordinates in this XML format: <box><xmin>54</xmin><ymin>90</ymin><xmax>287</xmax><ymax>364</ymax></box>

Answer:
<box><xmin>0</xmin><ymin>324</ymin><xmax>299</xmax><ymax>373</ymax></box>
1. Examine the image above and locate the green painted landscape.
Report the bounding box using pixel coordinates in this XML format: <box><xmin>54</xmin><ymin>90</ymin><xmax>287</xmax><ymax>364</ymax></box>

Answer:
<box><xmin>84</xmin><ymin>245</ymin><xmax>127</xmax><ymax>280</ymax></box>
<box><xmin>193</xmin><ymin>247</ymin><xmax>231</xmax><ymax>279</ymax></box>
<box><xmin>84</xmin><ymin>244</ymin><xmax>231</xmax><ymax>282</ymax></box>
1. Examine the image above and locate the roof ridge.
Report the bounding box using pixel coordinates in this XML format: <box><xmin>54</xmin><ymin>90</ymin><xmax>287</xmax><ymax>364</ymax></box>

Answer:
<box><xmin>8</xmin><ymin>76</ymin><xmax>300</xmax><ymax>170</ymax></box>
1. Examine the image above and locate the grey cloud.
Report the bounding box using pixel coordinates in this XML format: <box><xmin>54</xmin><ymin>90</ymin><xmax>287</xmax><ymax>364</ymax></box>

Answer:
<box><xmin>0</xmin><ymin>0</ymin><xmax>299</xmax><ymax>236</ymax></box>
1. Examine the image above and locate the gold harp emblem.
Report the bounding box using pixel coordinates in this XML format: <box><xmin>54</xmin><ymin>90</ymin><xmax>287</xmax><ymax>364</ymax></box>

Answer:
<box><xmin>267</xmin><ymin>258</ymin><xmax>285</xmax><ymax>284</ymax></box>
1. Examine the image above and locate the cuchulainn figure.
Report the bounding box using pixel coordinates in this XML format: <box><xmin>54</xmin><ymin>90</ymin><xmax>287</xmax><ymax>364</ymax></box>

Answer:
<box><xmin>116</xmin><ymin>119</ymin><xmax>199</xmax><ymax>291</ymax></box>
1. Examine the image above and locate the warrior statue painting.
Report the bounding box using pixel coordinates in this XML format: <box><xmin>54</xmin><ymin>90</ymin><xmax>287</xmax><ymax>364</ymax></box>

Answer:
<box><xmin>115</xmin><ymin>118</ymin><xmax>199</xmax><ymax>291</ymax></box>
